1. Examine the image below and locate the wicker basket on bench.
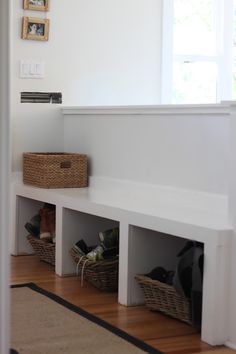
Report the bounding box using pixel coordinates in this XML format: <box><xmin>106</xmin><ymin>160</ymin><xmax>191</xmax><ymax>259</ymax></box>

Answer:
<box><xmin>23</xmin><ymin>152</ymin><xmax>88</xmax><ymax>188</ymax></box>
<box><xmin>135</xmin><ymin>274</ymin><xmax>192</xmax><ymax>325</ymax></box>
<box><xmin>27</xmin><ymin>234</ymin><xmax>55</xmax><ymax>266</ymax></box>
<box><xmin>70</xmin><ymin>248</ymin><xmax>118</xmax><ymax>292</ymax></box>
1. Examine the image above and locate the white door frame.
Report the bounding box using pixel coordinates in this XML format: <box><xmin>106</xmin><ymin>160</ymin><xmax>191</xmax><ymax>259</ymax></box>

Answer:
<box><xmin>0</xmin><ymin>0</ymin><xmax>10</xmax><ymax>353</ymax></box>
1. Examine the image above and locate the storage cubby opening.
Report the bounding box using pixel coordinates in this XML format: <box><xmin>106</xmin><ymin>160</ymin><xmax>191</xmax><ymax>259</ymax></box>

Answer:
<box><xmin>131</xmin><ymin>226</ymin><xmax>189</xmax><ymax>274</ymax></box>
<box><xmin>61</xmin><ymin>208</ymin><xmax>119</xmax><ymax>277</ymax></box>
<box><xmin>129</xmin><ymin>225</ymin><xmax>204</xmax><ymax>329</ymax></box>
<box><xmin>16</xmin><ymin>196</ymin><xmax>56</xmax><ymax>261</ymax></box>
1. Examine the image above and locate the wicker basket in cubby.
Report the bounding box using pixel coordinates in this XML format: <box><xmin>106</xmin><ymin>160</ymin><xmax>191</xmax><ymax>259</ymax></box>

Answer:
<box><xmin>135</xmin><ymin>274</ymin><xmax>192</xmax><ymax>325</ymax></box>
<box><xmin>27</xmin><ymin>235</ymin><xmax>55</xmax><ymax>266</ymax></box>
<box><xmin>70</xmin><ymin>248</ymin><xmax>118</xmax><ymax>292</ymax></box>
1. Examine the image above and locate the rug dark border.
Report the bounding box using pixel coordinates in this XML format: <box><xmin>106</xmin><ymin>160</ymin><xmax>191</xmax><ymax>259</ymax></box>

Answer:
<box><xmin>11</xmin><ymin>283</ymin><xmax>163</xmax><ymax>354</ymax></box>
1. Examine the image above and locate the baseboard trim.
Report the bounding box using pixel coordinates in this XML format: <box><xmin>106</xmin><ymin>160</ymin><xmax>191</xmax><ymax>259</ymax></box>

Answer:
<box><xmin>225</xmin><ymin>341</ymin><xmax>236</xmax><ymax>350</ymax></box>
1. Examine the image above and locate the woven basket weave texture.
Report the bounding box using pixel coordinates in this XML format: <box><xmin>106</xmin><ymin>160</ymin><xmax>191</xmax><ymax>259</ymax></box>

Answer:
<box><xmin>23</xmin><ymin>152</ymin><xmax>88</xmax><ymax>188</ymax></box>
<box><xmin>135</xmin><ymin>274</ymin><xmax>192</xmax><ymax>325</ymax></box>
<box><xmin>27</xmin><ymin>235</ymin><xmax>55</xmax><ymax>266</ymax></box>
<box><xmin>70</xmin><ymin>248</ymin><xmax>118</xmax><ymax>292</ymax></box>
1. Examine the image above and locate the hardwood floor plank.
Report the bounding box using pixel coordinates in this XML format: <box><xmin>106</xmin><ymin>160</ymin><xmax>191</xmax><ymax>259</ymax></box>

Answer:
<box><xmin>10</xmin><ymin>255</ymin><xmax>235</xmax><ymax>354</ymax></box>
<box><xmin>147</xmin><ymin>334</ymin><xmax>216</xmax><ymax>354</ymax></box>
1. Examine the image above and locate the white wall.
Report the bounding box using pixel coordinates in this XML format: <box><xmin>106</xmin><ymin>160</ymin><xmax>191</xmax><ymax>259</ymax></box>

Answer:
<box><xmin>11</xmin><ymin>0</ymin><xmax>163</xmax><ymax>171</ymax></box>
<box><xmin>12</xmin><ymin>0</ymin><xmax>63</xmax><ymax>171</ymax></box>
<box><xmin>63</xmin><ymin>109</ymin><xmax>229</xmax><ymax>194</ymax></box>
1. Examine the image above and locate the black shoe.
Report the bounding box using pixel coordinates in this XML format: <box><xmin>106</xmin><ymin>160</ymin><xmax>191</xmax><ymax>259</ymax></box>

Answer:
<box><xmin>24</xmin><ymin>214</ymin><xmax>40</xmax><ymax>237</ymax></box>
<box><xmin>103</xmin><ymin>247</ymin><xmax>118</xmax><ymax>259</ymax></box>
<box><xmin>73</xmin><ymin>239</ymin><xmax>89</xmax><ymax>255</ymax></box>
<box><xmin>146</xmin><ymin>266</ymin><xmax>168</xmax><ymax>283</ymax></box>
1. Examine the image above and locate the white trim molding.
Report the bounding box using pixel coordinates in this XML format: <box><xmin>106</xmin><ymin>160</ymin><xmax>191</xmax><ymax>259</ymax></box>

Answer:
<box><xmin>225</xmin><ymin>341</ymin><xmax>236</xmax><ymax>350</ymax></box>
<box><xmin>62</xmin><ymin>102</ymin><xmax>231</xmax><ymax>117</ymax></box>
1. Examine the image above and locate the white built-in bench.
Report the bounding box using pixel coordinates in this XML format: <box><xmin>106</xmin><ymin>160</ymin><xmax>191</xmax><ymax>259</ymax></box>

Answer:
<box><xmin>11</xmin><ymin>174</ymin><xmax>232</xmax><ymax>346</ymax></box>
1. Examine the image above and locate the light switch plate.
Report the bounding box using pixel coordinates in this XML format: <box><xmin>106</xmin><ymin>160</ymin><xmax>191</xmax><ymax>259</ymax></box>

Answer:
<box><xmin>20</xmin><ymin>60</ymin><xmax>45</xmax><ymax>79</ymax></box>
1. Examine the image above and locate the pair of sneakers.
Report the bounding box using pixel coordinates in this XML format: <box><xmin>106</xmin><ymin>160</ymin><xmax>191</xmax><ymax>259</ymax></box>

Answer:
<box><xmin>86</xmin><ymin>227</ymin><xmax>119</xmax><ymax>260</ymax></box>
<box><xmin>73</xmin><ymin>240</ymin><xmax>105</xmax><ymax>261</ymax></box>
<box><xmin>73</xmin><ymin>227</ymin><xmax>119</xmax><ymax>261</ymax></box>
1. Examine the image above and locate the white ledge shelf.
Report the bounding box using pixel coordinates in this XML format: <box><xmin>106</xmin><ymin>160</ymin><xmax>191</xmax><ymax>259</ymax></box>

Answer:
<box><xmin>61</xmin><ymin>102</ymin><xmax>234</xmax><ymax>116</ymax></box>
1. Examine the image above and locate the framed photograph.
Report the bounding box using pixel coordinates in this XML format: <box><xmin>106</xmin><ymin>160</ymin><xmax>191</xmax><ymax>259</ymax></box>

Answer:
<box><xmin>23</xmin><ymin>0</ymin><xmax>50</xmax><ymax>11</ymax></box>
<box><xmin>22</xmin><ymin>17</ymin><xmax>49</xmax><ymax>41</ymax></box>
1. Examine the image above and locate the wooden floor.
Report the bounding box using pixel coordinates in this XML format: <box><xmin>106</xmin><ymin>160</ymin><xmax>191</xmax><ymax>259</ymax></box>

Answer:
<box><xmin>11</xmin><ymin>255</ymin><xmax>233</xmax><ymax>354</ymax></box>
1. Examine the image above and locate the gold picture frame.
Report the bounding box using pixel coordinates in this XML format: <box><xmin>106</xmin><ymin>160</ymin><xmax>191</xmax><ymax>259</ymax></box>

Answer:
<box><xmin>23</xmin><ymin>0</ymin><xmax>50</xmax><ymax>12</ymax></box>
<box><xmin>22</xmin><ymin>17</ymin><xmax>49</xmax><ymax>41</ymax></box>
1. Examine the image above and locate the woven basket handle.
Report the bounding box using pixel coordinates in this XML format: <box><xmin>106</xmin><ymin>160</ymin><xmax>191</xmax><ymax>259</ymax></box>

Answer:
<box><xmin>60</xmin><ymin>161</ymin><xmax>71</xmax><ymax>169</ymax></box>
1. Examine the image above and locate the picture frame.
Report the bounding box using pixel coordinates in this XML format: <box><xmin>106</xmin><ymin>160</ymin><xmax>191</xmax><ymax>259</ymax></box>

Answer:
<box><xmin>22</xmin><ymin>17</ymin><xmax>49</xmax><ymax>41</ymax></box>
<box><xmin>23</xmin><ymin>0</ymin><xmax>50</xmax><ymax>12</ymax></box>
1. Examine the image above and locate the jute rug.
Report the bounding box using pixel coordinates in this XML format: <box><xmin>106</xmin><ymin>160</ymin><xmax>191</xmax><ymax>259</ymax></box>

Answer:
<box><xmin>11</xmin><ymin>283</ymin><xmax>162</xmax><ymax>354</ymax></box>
